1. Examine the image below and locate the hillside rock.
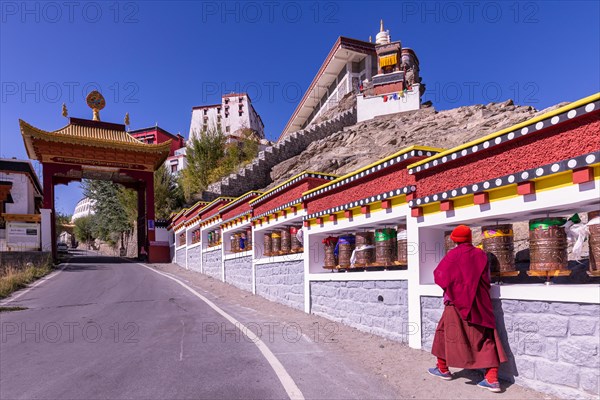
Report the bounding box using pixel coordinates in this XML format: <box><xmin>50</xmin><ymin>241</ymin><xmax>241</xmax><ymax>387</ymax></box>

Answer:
<box><xmin>268</xmin><ymin>100</ymin><xmax>567</xmax><ymax>187</ymax></box>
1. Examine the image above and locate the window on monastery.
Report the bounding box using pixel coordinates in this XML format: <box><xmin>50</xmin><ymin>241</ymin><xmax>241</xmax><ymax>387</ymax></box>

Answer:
<box><xmin>203</xmin><ymin>109</ymin><xmax>207</xmax><ymax>115</ymax></box>
<box><xmin>226</xmin><ymin>126</ymin><xmax>230</xmax><ymax>133</ymax></box>
<box><xmin>225</xmin><ymin>98</ymin><xmax>229</xmax><ymax>104</ymax></box>
<box><xmin>171</xmin><ymin>164</ymin><xmax>178</xmax><ymax>173</ymax></box>
<box><xmin>337</xmin><ymin>67</ymin><xmax>346</xmax><ymax>83</ymax></box>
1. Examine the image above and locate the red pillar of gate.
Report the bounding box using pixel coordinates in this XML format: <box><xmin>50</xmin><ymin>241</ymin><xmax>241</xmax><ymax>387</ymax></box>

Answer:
<box><xmin>137</xmin><ymin>182</ymin><xmax>146</xmax><ymax>260</ymax></box>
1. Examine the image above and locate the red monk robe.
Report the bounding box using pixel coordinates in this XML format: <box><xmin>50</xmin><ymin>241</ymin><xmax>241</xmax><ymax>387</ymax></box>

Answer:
<box><xmin>428</xmin><ymin>225</ymin><xmax>507</xmax><ymax>392</ymax></box>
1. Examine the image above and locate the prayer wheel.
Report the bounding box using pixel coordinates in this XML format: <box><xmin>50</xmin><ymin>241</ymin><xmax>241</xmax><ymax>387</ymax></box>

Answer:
<box><xmin>355</xmin><ymin>231</ymin><xmax>375</xmax><ymax>266</ymax></box>
<box><xmin>397</xmin><ymin>224</ymin><xmax>408</xmax><ymax>265</ymax></box>
<box><xmin>246</xmin><ymin>227</ymin><xmax>252</xmax><ymax>250</ymax></box>
<box><xmin>323</xmin><ymin>237</ymin><xmax>338</xmax><ymax>268</ymax></box>
<box><xmin>482</xmin><ymin>224</ymin><xmax>515</xmax><ymax>273</ymax></box>
<box><xmin>232</xmin><ymin>232</ymin><xmax>238</xmax><ymax>252</ymax></box>
<box><xmin>263</xmin><ymin>232</ymin><xmax>272</xmax><ymax>256</ymax></box>
<box><xmin>529</xmin><ymin>218</ymin><xmax>568</xmax><ymax>272</ymax></box>
<box><xmin>444</xmin><ymin>231</ymin><xmax>456</xmax><ymax>254</ymax></box>
<box><xmin>588</xmin><ymin>211</ymin><xmax>600</xmax><ymax>274</ymax></box>
<box><xmin>281</xmin><ymin>228</ymin><xmax>291</xmax><ymax>254</ymax></box>
<box><xmin>271</xmin><ymin>231</ymin><xmax>282</xmax><ymax>254</ymax></box>
<box><xmin>337</xmin><ymin>235</ymin><xmax>355</xmax><ymax>268</ymax></box>
<box><xmin>375</xmin><ymin>228</ymin><xmax>397</xmax><ymax>265</ymax></box>
<box><xmin>290</xmin><ymin>226</ymin><xmax>302</xmax><ymax>252</ymax></box>
<box><xmin>207</xmin><ymin>232</ymin><xmax>212</xmax><ymax>246</ymax></box>
<box><xmin>230</xmin><ymin>235</ymin><xmax>237</xmax><ymax>253</ymax></box>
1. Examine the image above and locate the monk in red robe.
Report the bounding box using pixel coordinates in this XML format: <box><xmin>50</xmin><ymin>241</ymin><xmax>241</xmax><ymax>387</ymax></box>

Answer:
<box><xmin>428</xmin><ymin>225</ymin><xmax>508</xmax><ymax>393</ymax></box>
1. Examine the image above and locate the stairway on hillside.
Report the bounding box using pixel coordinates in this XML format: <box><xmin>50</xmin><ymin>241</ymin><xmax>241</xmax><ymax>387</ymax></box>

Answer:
<box><xmin>200</xmin><ymin>108</ymin><xmax>356</xmax><ymax>200</ymax></box>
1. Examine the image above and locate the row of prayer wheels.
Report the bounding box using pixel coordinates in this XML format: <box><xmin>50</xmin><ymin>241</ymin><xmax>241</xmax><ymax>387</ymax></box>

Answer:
<box><xmin>229</xmin><ymin>227</ymin><xmax>253</xmax><ymax>253</ymax></box>
<box><xmin>191</xmin><ymin>229</ymin><xmax>201</xmax><ymax>244</ymax></box>
<box><xmin>444</xmin><ymin>211</ymin><xmax>600</xmax><ymax>277</ymax></box>
<box><xmin>263</xmin><ymin>226</ymin><xmax>303</xmax><ymax>256</ymax></box>
<box><xmin>207</xmin><ymin>230</ymin><xmax>221</xmax><ymax>247</ymax></box>
<box><xmin>323</xmin><ymin>225</ymin><xmax>408</xmax><ymax>269</ymax></box>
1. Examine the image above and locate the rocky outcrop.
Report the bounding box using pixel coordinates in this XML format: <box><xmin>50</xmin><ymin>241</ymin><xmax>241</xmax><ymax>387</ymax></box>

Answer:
<box><xmin>269</xmin><ymin>100</ymin><xmax>567</xmax><ymax>187</ymax></box>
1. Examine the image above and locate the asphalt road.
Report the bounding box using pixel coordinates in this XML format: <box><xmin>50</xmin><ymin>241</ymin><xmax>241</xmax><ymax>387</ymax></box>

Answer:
<box><xmin>0</xmin><ymin>255</ymin><xmax>398</xmax><ymax>400</ymax></box>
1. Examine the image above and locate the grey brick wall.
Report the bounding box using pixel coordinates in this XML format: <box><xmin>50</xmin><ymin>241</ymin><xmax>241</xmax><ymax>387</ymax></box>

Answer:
<box><xmin>421</xmin><ymin>296</ymin><xmax>600</xmax><ymax>399</ymax></box>
<box><xmin>187</xmin><ymin>245</ymin><xmax>202</xmax><ymax>273</ymax></box>
<box><xmin>310</xmin><ymin>280</ymin><xmax>409</xmax><ymax>343</ymax></box>
<box><xmin>202</xmin><ymin>248</ymin><xmax>222</xmax><ymax>280</ymax></box>
<box><xmin>224</xmin><ymin>255</ymin><xmax>252</xmax><ymax>292</ymax></box>
<box><xmin>255</xmin><ymin>260</ymin><xmax>304</xmax><ymax>310</ymax></box>
<box><xmin>175</xmin><ymin>247</ymin><xmax>186</xmax><ymax>269</ymax></box>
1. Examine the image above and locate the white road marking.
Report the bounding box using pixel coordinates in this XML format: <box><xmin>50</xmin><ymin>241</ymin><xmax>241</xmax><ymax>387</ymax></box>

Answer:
<box><xmin>136</xmin><ymin>263</ymin><xmax>305</xmax><ymax>400</ymax></box>
<box><xmin>0</xmin><ymin>263</ymin><xmax>68</xmax><ymax>306</ymax></box>
<box><xmin>179</xmin><ymin>320</ymin><xmax>185</xmax><ymax>361</ymax></box>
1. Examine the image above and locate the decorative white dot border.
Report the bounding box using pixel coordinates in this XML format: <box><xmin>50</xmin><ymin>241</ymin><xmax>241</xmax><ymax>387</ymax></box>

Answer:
<box><xmin>409</xmin><ymin>151</ymin><xmax>599</xmax><ymax>207</ymax></box>
<box><xmin>304</xmin><ymin>149</ymin><xmax>439</xmax><ymax>200</ymax></box>
<box><xmin>408</xmin><ymin>100</ymin><xmax>599</xmax><ymax>174</ymax></box>
<box><xmin>251</xmin><ymin>199</ymin><xmax>303</xmax><ymax>222</ymax></box>
<box><xmin>250</xmin><ymin>173</ymin><xmax>336</xmax><ymax>206</ymax></box>
<box><xmin>219</xmin><ymin>191</ymin><xmax>263</xmax><ymax>213</ymax></box>
<box><xmin>220</xmin><ymin>211</ymin><xmax>252</xmax><ymax>228</ymax></box>
<box><xmin>304</xmin><ymin>185</ymin><xmax>416</xmax><ymax>220</ymax></box>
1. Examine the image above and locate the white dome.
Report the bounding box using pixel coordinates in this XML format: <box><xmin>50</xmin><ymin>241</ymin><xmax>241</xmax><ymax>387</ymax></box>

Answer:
<box><xmin>375</xmin><ymin>20</ymin><xmax>391</xmax><ymax>45</ymax></box>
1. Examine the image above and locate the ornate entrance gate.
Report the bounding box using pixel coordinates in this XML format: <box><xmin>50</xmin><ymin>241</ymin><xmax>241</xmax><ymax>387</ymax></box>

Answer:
<box><xmin>19</xmin><ymin>91</ymin><xmax>171</xmax><ymax>262</ymax></box>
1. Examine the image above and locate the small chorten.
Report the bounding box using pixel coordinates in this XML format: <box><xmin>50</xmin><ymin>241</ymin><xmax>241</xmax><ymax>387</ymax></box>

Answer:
<box><xmin>375</xmin><ymin>19</ymin><xmax>391</xmax><ymax>45</ymax></box>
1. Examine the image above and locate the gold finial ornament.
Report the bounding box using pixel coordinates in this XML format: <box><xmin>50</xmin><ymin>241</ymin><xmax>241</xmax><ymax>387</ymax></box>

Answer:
<box><xmin>62</xmin><ymin>103</ymin><xmax>68</xmax><ymax>118</ymax></box>
<box><xmin>86</xmin><ymin>90</ymin><xmax>106</xmax><ymax>121</ymax></box>
<box><xmin>380</xmin><ymin>19</ymin><xmax>384</xmax><ymax>32</ymax></box>
<box><xmin>124</xmin><ymin>112</ymin><xmax>130</xmax><ymax>126</ymax></box>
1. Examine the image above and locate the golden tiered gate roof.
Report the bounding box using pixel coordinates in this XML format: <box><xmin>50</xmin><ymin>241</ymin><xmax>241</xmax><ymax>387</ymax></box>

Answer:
<box><xmin>20</xmin><ymin>118</ymin><xmax>171</xmax><ymax>171</ymax></box>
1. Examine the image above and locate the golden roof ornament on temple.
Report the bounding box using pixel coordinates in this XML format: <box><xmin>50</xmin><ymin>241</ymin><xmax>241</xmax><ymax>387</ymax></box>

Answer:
<box><xmin>62</xmin><ymin>103</ymin><xmax>68</xmax><ymax>118</ymax></box>
<box><xmin>86</xmin><ymin>90</ymin><xmax>105</xmax><ymax>121</ymax></box>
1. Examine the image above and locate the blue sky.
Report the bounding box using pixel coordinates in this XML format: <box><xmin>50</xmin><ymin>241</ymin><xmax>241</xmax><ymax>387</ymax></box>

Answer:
<box><xmin>1</xmin><ymin>1</ymin><xmax>599</xmax><ymax>215</ymax></box>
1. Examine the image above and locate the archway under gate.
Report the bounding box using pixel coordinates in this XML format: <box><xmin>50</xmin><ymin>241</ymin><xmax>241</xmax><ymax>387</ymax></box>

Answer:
<box><xmin>19</xmin><ymin>92</ymin><xmax>171</xmax><ymax>262</ymax></box>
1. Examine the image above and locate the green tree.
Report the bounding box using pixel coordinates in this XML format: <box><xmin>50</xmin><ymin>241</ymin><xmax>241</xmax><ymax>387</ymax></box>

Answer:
<box><xmin>82</xmin><ymin>180</ymin><xmax>132</xmax><ymax>246</ymax></box>
<box><xmin>154</xmin><ymin>164</ymin><xmax>183</xmax><ymax>219</ymax></box>
<box><xmin>181</xmin><ymin>128</ymin><xmax>226</xmax><ymax>201</ymax></box>
<box><xmin>73</xmin><ymin>215</ymin><xmax>95</xmax><ymax>247</ymax></box>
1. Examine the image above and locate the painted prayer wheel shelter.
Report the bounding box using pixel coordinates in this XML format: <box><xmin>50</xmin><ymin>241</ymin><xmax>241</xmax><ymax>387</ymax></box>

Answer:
<box><xmin>20</xmin><ymin>95</ymin><xmax>171</xmax><ymax>262</ymax></box>
<box><xmin>166</xmin><ymin>93</ymin><xmax>599</xmax><ymax>399</ymax></box>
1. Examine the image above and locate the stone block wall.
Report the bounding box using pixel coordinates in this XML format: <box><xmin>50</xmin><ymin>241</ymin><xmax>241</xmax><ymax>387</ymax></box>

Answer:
<box><xmin>187</xmin><ymin>245</ymin><xmax>202</xmax><ymax>273</ymax></box>
<box><xmin>421</xmin><ymin>296</ymin><xmax>600</xmax><ymax>399</ymax></box>
<box><xmin>255</xmin><ymin>260</ymin><xmax>304</xmax><ymax>310</ymax></box>
<box><xmin>224</xmin><ymin>255</ymin><xmax>252</xmax><ymax>292</ymax></box>
<box><xmin>202</xmin><ymin>248</ymin><xmax>222</xmax><ymax>280</ymax></box>
<box><xmin>175</xmin><ymin>247</ymin><xmax>186</xmax><ymax>269</ymax></box>
<box><xmin>310</xmin><ymin>280</ymin><xmax>409</xmax><ymax>343</ymax></box>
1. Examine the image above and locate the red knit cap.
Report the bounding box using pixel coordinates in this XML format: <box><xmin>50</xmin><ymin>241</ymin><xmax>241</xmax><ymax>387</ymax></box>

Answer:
<box><xmin>450</xmin><ymin>225</ymin><xmax>472</xmax><ymax>243</ymax></box>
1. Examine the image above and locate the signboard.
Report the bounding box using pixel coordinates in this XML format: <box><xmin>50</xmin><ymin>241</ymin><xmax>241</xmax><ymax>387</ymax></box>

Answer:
<box><xmin>6</xmin><ymin>221</ymin><xmax>40</xmax><ymax>250</ymax></box>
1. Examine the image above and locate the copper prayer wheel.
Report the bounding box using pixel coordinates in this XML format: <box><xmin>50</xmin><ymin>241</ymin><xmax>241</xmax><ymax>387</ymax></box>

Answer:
<box><xmin>290</xmin><ymin>226</ymin><xmax>302</xmax><ymax>252</ymax></box>
<box><xmin>588</xmin><ymin>211</ymin><xmax>600</xmax><ymax>274</ymax></box>
<box><xmin>263</xmin><ymin>232</ymin><xmax>272</xmax><ymax>256</ymax></box>
<box><xmin>271</xmin><ymin>231</ymin><xmax>281</xmax><ymax>254</ymax></box>
<box><xmin>397</xmin><ymin>224</ymin><xmax>408</xmax><ymax>265</ymax></box>
<box><xmin>529</xmin><ymin>218</ymin><xmax>568</xmax><ymax>272</ymax></box>
<box><xmin>337</xmin><ymin>235</ymin><xmax>355</xmax><ymax>268</ymax></box>
<box><xmin>355</xmin><ymin>231</ymin><xmax>375</xmax><ymax>265</ymax></box>
<box><xmin>230</xmin><ymin>235</ymin><xmax>238</xmax><ymax>253</ymax></box>
<box><xmin>444</xmin><ymin>231</ymin><xmax>456</xmax><ymax>254</ymax></box>
<box><xmin>246</xmin><ymin>227</ymin><xmax>252</xmax><ymax>250</ymax></box>
<box><xmin>482</xmin><ymin>224</ymin><xmax>515</xmax><ymax>273</ymax></box>
<box><xmin>281</xmin><ymin>228</ymin><xmax>291</xmax><ymax>254</ymax></box>
<box><xmin>207</xmin><ymin>231</ymin><xmax>213</xmax><ymax>246</ymax></box>
<box><xmin>323</xmin><ymin>237</ymin><xmax>337</xmax><ymax>268</ymax></box>
<box><xmin>375</xmin><ymin>228</ymin><xmax>396</xmax><ymax>265</ymax></box>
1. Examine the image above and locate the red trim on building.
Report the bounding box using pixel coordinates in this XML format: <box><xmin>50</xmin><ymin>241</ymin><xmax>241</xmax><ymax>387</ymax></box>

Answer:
<box><xmin>412</xmin><ymin>113</ymin><xmax>599</xmax><ymax>198</ymax></box>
